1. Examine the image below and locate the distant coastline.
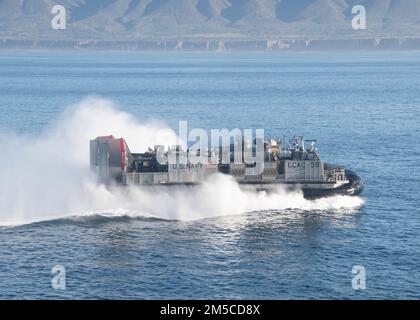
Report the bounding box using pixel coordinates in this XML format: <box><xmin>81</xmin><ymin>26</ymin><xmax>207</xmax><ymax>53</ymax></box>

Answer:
<box><xmin>2</xmin><ymin>37</ymin><xmax>420</xmax><ymax>51</ymax></box>
<box><xmin>3</xmin><ymin>0</ymin><xmax>420</xmax><ymax>51</ymax></box>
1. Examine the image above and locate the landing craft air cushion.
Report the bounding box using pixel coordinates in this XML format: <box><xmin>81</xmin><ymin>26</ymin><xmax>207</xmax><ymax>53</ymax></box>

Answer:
<box><xmin>90</xmin><ymin>135</ymin><xmax>364</xmax><ymax>199</ymax></box>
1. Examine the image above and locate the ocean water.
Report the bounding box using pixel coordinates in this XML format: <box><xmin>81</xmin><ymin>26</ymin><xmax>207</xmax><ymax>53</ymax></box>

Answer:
<box><xmin>0</xmin><ymin>51</ymin><xmax>419</xmax><ymax>299</ymax></box>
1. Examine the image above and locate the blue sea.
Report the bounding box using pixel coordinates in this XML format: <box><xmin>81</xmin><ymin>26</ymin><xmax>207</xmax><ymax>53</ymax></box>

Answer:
<box><xmin>0</xmin><ymin>51</ymin><xmax>419</xmax><ymax>299</ymax></box>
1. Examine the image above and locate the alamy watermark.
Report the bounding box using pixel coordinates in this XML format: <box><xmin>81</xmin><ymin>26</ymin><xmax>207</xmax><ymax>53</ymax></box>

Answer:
<box><xmin>352</xmin><ymin>265</ymin><xmax>366</xmax><ymax>290</ymax></box>
<box><xmin>154</xmin><ymin>120</ymin><xmax>266</xmax><ymax>175</ymax></box>
<box><xmin>51</xmin><ymin>265</ymin><xmax>66</xmax><ymax>290</ymax></box>
<box><xmin>51</xmin><ymin>5</ymin><xmax>66</xmax><ymax>30</ymax></box>
<box><xmin>352</xmin><ymin>5</ymin><xmax>367</xmax><ymax>30</ymax></box>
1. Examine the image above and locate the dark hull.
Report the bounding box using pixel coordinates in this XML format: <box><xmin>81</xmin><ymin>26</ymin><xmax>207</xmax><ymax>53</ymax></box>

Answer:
<box><xmin>302</xmin><ymin>169</ymin><xmax>364</xmax><ymax>199</ymax></box>
<box><xmin>247</xmin><ymin>169</ymin><xmax>363</xmax><ymax>200</ymax></box>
